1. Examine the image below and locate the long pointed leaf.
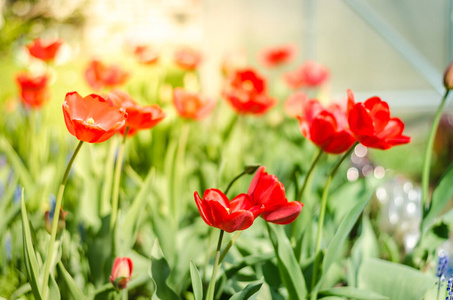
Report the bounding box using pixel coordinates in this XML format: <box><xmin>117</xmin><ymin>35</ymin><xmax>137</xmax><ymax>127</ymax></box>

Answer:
<box><xmin>57</xmin><ymin>261</ymin><xmax>86</xmax><ymax>299</ymax></box>
<box><xmin>267</xmin><ymin>224</ymin><xmax>307</xmax><ymax>299</ymax></box>
<box><xmin>21</xmin><ymin>190</ymin><xmax>42</xmax><ymax>300</ymax></box>
<box><xmin>229</xmin><ymin>280</ymin><xmax>263</xmax><ymax>300</ymax></box>
<box><xmin>189</xmin><ymin>261</ymin><xmax>203</xmax><ymax>300</ymax></box>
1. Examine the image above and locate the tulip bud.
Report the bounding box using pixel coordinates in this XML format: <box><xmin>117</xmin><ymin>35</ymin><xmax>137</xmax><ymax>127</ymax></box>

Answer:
<box><xmin>110</xmin><ymin>257</ymin><xmax>133</xmax><ymax>290</ymax></box>
<box><xmin>244</xmin><ymin>164</ymin><xmax>261</xmax><ymax>175</ymax></box>
<box><xmin>444</xmin><ymin>61</ymin><xmax>453</xmax><ymax>90</ymax></box>
<box><xmin>44</xmin><ymin>207</ymin><xmax>68</xmax><ymax>235</ymax></box>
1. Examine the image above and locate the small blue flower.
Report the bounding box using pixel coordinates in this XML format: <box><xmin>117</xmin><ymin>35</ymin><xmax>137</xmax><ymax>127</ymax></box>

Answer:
<box><xmin>446</xmin><ymin>277</ymin><xmax>453</xmax><ymax>300</ymax></box>
<box><xmin>13</xmin><ymin>186</ymin><xmax>22</xmax><ymax>204</ymax></box>
<box><xmin>48</xmin><ymin>194</ymin><xmax>56</xmax><ymax>222</ymax></box>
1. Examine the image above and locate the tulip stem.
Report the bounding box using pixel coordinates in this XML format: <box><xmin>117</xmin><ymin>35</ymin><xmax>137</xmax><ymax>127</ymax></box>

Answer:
<box><xmin>310</xmin><ymin>143</ymin><xmax>356</xmax><ymax>296</ymax></box>
<box><xmin>206</xmin><ymin>229</ymin><xmax>224</xmax><ymax>300</ymax></box>
<box><xmin>110</xmin><ymin>127</ymin><xmax>129</xmax><ymax>233</ymax></box>
<box><xmin>219</xmin><ymin>231</ymin><xmax>242</xmax><ymax>263</ymax></box>
<box><xmin>422</xmin><ymin>89</ymin><xmax>450</xmax><ymax>211</ymax></box>
<box><xmin>42</xmin><ymin>140</ymin><xmax>84</xmax><ymax>299</ymax></box>
<box><xmin>296</xmin><ymin>148</ymin><xmax>323</xmax><ymax>203</ymax></box>
<box><xmin>224</xmin><ymin>171</ymin><xmax>246</xmax><ymax>196</ymax></box>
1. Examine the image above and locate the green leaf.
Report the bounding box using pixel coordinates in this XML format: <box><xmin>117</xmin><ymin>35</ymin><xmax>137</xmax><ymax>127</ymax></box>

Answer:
<box><xmin>48</xmin><ymin>273</ymin><xmax>61</xmax><ymax>300</ymax></box>
<box><xmin>121</xmin><ymin>167</ymin><xmax>155</xmax><ymax>248</ymax></box>
<box><xmin>322</xmin><ymin>193</ymin><xmax>371</xmax><ymax>276</ymax></box>
<box><xmin>0</xmin><ymin>137</ymin><xmax>34</xmax><ymax>187</ymax></box>
<box><xmin>358</xmin><ymin>258</ymin><xmax>436</xmax><ymax>300</ymax></box>
<box><xmin>21</xmin><ymin>189</ymin><xmax>42</xmax><ymax>300</ymax></box>
<box><xmin>229</xmin><ymin>280</ymin><xmax>263</xmax><ymax>300</ymax></box>
<box><xmin>224</xmin><ymin>252</ymin><xmax>274</xmax><ymax>278</ymax></box>
<box><xmin>149</xmin><ymin>240</ymin><xmax>179</xmax><ymax>300</ymax></box>
<box><xmin>319</xmin><ymin>287</ymin><xmax>388</xmax><ymax>300</ymax></box>
<box><xmin>267</xmin><ymin>224</ymin><xmax>307</xmax><ymax>299</ymax></box>
<box><xmin>422</xmin><ymin>163</ymin><xmax>453</xmax><ymax>233</ymax></box>
<box><xmin>189</xmin><ymin>261</ymin><xmax>203</xmax><ymax>300</ymax></box>
<box><xmin>57</xmin><ymin>261</ymin><xmax>86</xmax><ymax>300</ymax></box>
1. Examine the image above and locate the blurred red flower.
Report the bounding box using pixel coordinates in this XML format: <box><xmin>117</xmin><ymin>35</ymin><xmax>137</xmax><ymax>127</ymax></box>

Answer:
<box><xmin>26</xmin><ymin>38</ymin><xmax>62</xmax><ymax>62</ymax></box>
<box><xmin>84</xmin><ymin>60</ymin><xmax>129</xmax><ymax>91</ymax></box>
<box><xmin>284</xmin><ymin>91</ymin><xmax>309</xmax><ymax>117</ymax></box>
<box><xmin>134</xmin><ymin>45</ymin><xmax>159</xmax><ymax>65</ymax></box>
<box><xmin>107</xmin><ymin>90</ymin><xmax>165</xmax><ymax>136</ymax></box>
<box><xmin>222</xmin><ymin>68</ymin><xmax>276</xmax><ymax>115</ymax></box>
<box><xmin>173</xmin><ymin>47</ymin><xmax>202</xmax><ymax>71</ymax></box>
<box><xmin>444</xmin><ymin>61</ymin><xmax>453</xmax><ymax>90</ymax></box>
<box><xmin>283</xmin><ymin>61</ymin><xmax>329</xmax><ymax>89</ymax></box>
<box><xmin>248</xmin><ymin>166</ymin><xmax>302</xmax><ymax>225</ymax></box>
<box><xmin>258</xmin><ymin>44</ymin><xmax>297</xmax><ymax>68</ymax></box>
<box><xmin>297</xmin><ymin>97</ymin><xmax>356</xmax><ymax>154</ymax></box>
<box><xmin>110</xmin><ymin>257</ymin><xmax>133</xmax><ymax>290</ymax></box>
<box><xmin>16</xmin><ymin>72</ymin><xmax>50</xmax><ymax>109</ymax></box>
<box><xmin>347</xmin><ymin>89</ymin><xmax>410</xmax><ymax>150</ymax></box>
<box><xmin>194</xmin><ymin>189</ymin><xmax>263</xmax><ymax>233</ymax></box>
<box><xmin>173</xmin><ymin>88</ymin><xmax>215</xmax><ymax>120</ymax></box>
<box><xmin>62</xmin><ymin>91</ymin><xmax>127</xmax><ymax>143</ymax></box>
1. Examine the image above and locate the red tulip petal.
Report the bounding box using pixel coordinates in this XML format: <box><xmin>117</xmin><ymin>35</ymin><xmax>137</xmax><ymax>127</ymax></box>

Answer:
<box><xmin>230</xmin><ymin>193</ymin><xmax>254</xmax><ymax>211</ymax></box>
<box><xmin>348</xmin><ymin>103</ymin><xmax>374</xmax><ymax>136</ymax></box>
<box><xmin>221</xmin><ymin>210</ymin><xmax>254</xmax><ymax>232</ymax></box>
<box><xmin>377</xmin><ymin>118</ymin><xmax>404</xmax><ymax>139</ymax></box>
<box><xmin>347</xmin><ymin>89</ymin><xmax>355</xmax><ymax>113</ymax></box>
<box><xmin>387</xmin><ymin>135</ymin><xmax>411</xmax><ymax>146</ymax></box>
<box><xmin>203</xmin><ymin>200</ymin><xmax>230</xmax><ymax>228</ymax></box>
<box><xmin>364</xmin><ymin>97</ymin><xmax>390</xmax><ymax>132</ymax></box>
<box><xmin>203</xmin><ymin>189</ymin><xmax>229</xmax><ymax>209</ymax></box>
<box><xmin>71</xmin><ymin>119</ymin><xmax>108</xmax><ymax>143</ymax></box>
<box><xmin>261</xmin><ymin>201</ymin><xmax>303</xmax><ymax>225</ymax></box>
<box><xmin>310</xmin><ymin>111</ymin><xmax>336</xmax><ymax>148</ymax></box>
<box><xmin>194</xmin><ymin>192</ymin><xmax>212</xmax><ymax>226</ymax></box>
<box><xmin>297</xmin><ymin>116</ymin><xmax>311</xmax><ymax>139</ymax></box>
<box><xmin>356</xmin><ymin>135</ymin><xmax>390</xmax><ymax>150</ymax></box>
<box><xmin>322</xmin><ymin>130</ymin><xmax>356</xmax><ymax>154</ymax></box>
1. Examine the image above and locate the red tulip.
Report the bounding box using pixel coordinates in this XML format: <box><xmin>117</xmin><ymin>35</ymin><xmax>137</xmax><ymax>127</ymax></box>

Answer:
<box><xmin>258</xmin><ymin>44</ymin><xmax>297</xmax><ymax>68</ymax></box>
<box><xmin>62</xmin><ymin>91</ymin><xmax>127</xmax><ymax>143</ymax></box>
<box><xmin>194</xmin><ymin>189</ymin><xmax>263</xmax><ymax>233</ymax></box>
<box><xmin>222</xmin><ymin>68</ymin><xmax>276</xmax><ymax>115</ymax></box>
<box><xmin>347</xmin><ymin>89</ymin><xmax>410</xmax><ymax>150</ymax></box>
<box><xmin>248</xmin><ymin>166</ymin><xmax>302</xmax><ymax>225</ymax></box>
<box><xmin>284</xmin><ymin>91</ymin><xmax>309</xmax><ymax>118</ymax></box>
<box><xmin>173</xmin><ymin>88</ymin><xmax>215</xmax><ymax>120</ymax></box>
<box><xmin>134</xmin><ymin>45</ymin><xmax>159</xmax><ymax>65</ymax></box>
<box><xmin>283</xmin><ymin>61</ymin><xmax>329</xmax><ymax>89</ymax></box>
<box><xmin>297</xmin><ymin>97</ymin><xmax>356</xmax><ymax>154</ymax></box>
<box><xmin>173</xmin><ymin>47</ymin><xmax>202</xmax><ymax>71</ymax></box>
<box><xmin>110</xmin><ymin>257</ymin><xmax>133</xmax><ymax>290</ymax></box>
<box><xmin>16</xmin><ymin>72</ymin><xmax>50</xmax><ymax>109</ymax></box>
<box><xmin>26</xmin><ymin>38</ymin><xmax>62</xmax><ymax>62</ymax></box>
<box><xmin>84</xmin><ymin>60</ymin><xmax>129</xmax><ymax>91</ymax></box>
<box><xmin>107</xmin><ymin>90</ymin><xmax>165</xmax><ymax>136</ymax></box>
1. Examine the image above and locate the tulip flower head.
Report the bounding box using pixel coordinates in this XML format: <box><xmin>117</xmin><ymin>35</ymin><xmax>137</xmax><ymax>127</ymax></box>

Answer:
<box><xmin>297</xmin><ymin>97</ymin><xmax>356</xmax><ymax>154</ymax></box>
<box><xmin>248</xmin><ymin>167</ymin><xmax>302</xmax><ymax>225</ymax></box>
<box><xmin>26</xmin><ymin>38</ymin><xmax>62</xmax><ymax>62</ymax></box>
<box><xmin>258</xmin><ymin>44</ymin><xmax>297</xmax><ymax>68</ymax></box>
<box><xmin>347</xmin><ymin>89</ymin><xmax>410</xmax><ymax>150</ymax></box>
<box><xmin>283</xmin><ymin>61</ymin><xmax>329</xmax><ymax>89</ymax></box>
<box><xmin>62</xmin><ymin>91</ymin><xmax>127</xmax><ymax>143</ymax></box>
<box><xmin>284</xmin><ymin>91</ymin><xmax>309</xmax><ymax>118</ymax></box>
<box><xmin>134</xmin><ymin>45</ymin><xmax>159</xmax><ymax>65</ymax></box>
<box><xmin>173</xmin><ymin>47</ymin><xmax>202</xmax><ymax>71</ymax></box>
<box><xmin>173</xmin><ymin>88</ymin><xmax>215</xmax><ymax>120</ymax></box>
<box><xmin>16</xmin><ymin>72</ymin><xmax>50</xmax><ymax>109</ymax></box>
<box><xmin>107</xmin><ymin>90</ymin><xmax>166</xmax><ymax>136</ymax></box>
<box><xmin>222</xmin><ymin>68</ymin><xmax>277</xmax><ymax>115</ymax></box>
<box><xmin>110</xmin><ymin>257</ymin><xmax>133</xmax><ymax>290</ymax></box>
<box><xmin>84</xmin><ymin>60</ymin><xmax>129</xmax><ymax>91</ymax></box>
<box><xmin>194</xmin><ymin>189</ymin><xmax>264</xmax><ymax>233</ymax></box>
<box><xmin>444</xmin><ymin>61</ymin><xmax>453</xmax><ymax>91</ymax></box>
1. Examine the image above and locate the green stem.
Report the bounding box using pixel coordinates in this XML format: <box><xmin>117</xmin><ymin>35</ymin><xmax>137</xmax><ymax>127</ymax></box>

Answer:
<box><xmin>219</xmin><ymin>231</ymin><xmax>242</xmax><ymax>264</ymax></box>
<box><xmin>172</xmin><ymin>122</ymin><xmax>190</xmax><ymax>225</ymax></box>
<box><xmin>42</xmin><ymin>140</ymin><xmax>84</xmax><ymax>299</ymax></box>
<box><xmin>206</xmin><ymin>230</ymin><xmax>224</xmax><ymax>300</ymax></box>
<box><xmin>224</xmin><ymin>171</ymin><xmax>246</xmax><ymax>196</ymax></box>
<box><xmin>296</xmin><ymin>148</ymin><xmax>323</xmax><ymax>203</ymax></box>
<box><xmin>310</xmin><ymin>143</ymin><xmax>356</xmax><ymax>294</ymax></box>
<box><xmin>110</xmin><ymin>127</ymin><xmax>129</xmax><ymax>232</ymax></box>
<box><xmin>422</xmin><ymin>90</ymin><xmax>450</xmax><ymax>211</ymax></box>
